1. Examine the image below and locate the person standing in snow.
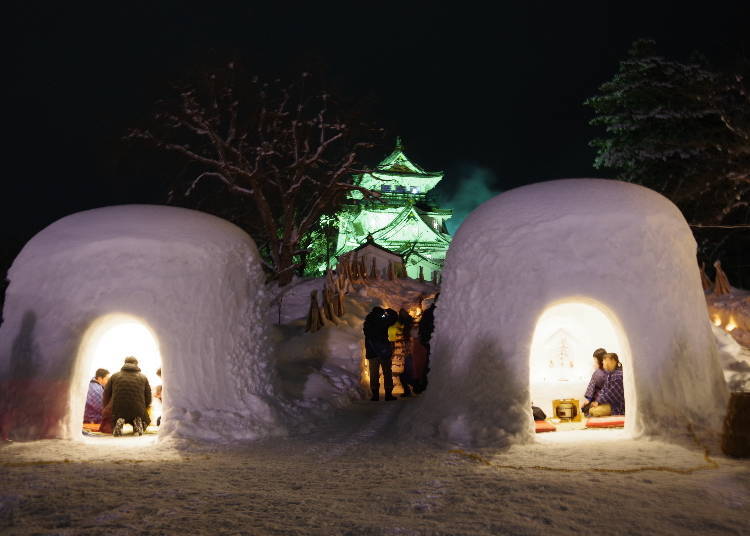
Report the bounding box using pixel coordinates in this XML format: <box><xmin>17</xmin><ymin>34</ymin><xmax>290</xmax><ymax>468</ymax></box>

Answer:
<box><xmin>392</xmin><ymin>308</ymin><xmax>415</xmax><ymax>398</ymax></box>
<box><xmin>103</xmin><ymin>356</ymin><xmax>152</xmax><ymax>436</ymax></box>
<box><xmin>581</xmin><ymin>348</ymin><xmax>608</xmax><ymax>416</ymax></box>
<box><xmin>416</xmin><ymin>294</ymin><xmax>438</xmax><ymax>391</ymax></box>
<box><xmin>363</xmin><ymin>306</ymin><xmax>397</xmax><ymax>401</ymax></box>
<box><xmin>589</xmin><ymin>353</ymin><xmax>625</xmax><ymax>417</ymax></box>
<box><xmin>83</xmin><ymin>368</ymin><xmax>109</xmax><ymax>424</ymax></box>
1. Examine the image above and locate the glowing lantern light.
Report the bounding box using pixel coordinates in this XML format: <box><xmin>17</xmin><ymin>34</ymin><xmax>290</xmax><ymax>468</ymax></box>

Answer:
<box><xmin>74</xmin><ymin>313</ymin><xmax>163</xmax><ymax>427</ymax></box>
<box><xmin>711</xmin><ymin>315</ymin><xmax>722</xmax><ymax>327</ymax></box>
<box><xmin>529</xmin><ymin>301</ymin><xmax>627</xmax><ymax>417</ymax></box>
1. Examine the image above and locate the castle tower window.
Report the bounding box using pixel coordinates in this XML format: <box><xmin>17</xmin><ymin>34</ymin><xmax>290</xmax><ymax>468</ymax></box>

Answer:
<box><xmin>395</xmin><ymin>185</ymin><xmax>406</xmax><ymax>193</ymax></box>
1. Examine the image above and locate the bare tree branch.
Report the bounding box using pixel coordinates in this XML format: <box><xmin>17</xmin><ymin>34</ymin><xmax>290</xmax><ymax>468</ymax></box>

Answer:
<box><xmin>129</xmin><ymin>66</ymin><xmax>383</xmax><ymax>285</ymax></box>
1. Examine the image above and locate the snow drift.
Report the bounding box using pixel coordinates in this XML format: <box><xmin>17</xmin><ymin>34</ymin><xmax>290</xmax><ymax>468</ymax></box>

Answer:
<box><xmin>0</xmin><ymin>205</ymin><xmax>284</xmax><ymax>441</ymax></box>
<box><xmin>401</xmin><ymin>179</ymin><xmax>729</xmax><ymax>446</ymax></box>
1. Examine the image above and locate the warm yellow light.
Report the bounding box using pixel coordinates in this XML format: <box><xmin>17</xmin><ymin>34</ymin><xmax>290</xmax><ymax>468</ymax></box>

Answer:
<box><xmin>711</xmin><ymin>315</ymin><xmax>722</xmax><ymax>327</ymax></box>
<box><xmin>725</xmin><ymin>320</ymin><xmax>737</xmax><ymax>332</ymax></box>
<box><xmin>74</xmin><ymin>313</ymin><xmax>163</xmax><ymax>429</ymax></box>
<box><xmin>87</xmin><ymin>320</ymin><xmax>162</xmax><ymax>386</ymax></box>
<box><xmin>529</xmin><ymin>301</ymin><xmax>626</xmax><ymax>415</ymax></box>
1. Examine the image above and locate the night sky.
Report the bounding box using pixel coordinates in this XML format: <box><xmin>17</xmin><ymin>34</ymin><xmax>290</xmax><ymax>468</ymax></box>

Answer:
<box><xmin>5</xmin><ymin>2</ymin><xmax>749</xmax><ymax>261</ymax></box>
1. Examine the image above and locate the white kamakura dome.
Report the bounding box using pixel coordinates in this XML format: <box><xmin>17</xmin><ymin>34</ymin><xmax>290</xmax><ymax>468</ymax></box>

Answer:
<box><xmin>401</xmin><ymin>179</ymin><xmax>728</xmax><ymax>447</ymax></box>
<box><xmin>0</xmin><ymin>205</ymin><xmax>283</xmax><ymax>441</ymax></box>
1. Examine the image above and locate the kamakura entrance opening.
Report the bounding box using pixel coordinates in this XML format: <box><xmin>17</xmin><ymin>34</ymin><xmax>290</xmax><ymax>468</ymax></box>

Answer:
<box><xmin>73</xmin><ymin>313</ymin><xmax>163</xmax><ymax>439</ymax></box>
<box><xmin>529</xmin><ymin>299</ymin><xmax>634</xmax><ymax>436</ymax></box>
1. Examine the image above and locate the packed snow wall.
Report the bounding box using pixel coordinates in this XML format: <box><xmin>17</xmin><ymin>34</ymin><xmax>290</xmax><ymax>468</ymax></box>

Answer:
<box><xmin>0</xmin><ymin>205</ymin><xmax>283</xmax><ymax>441</ymax></box>
<box><xmin>400</xmin><ymin>179</ymin><xmax>729</xmax><ymax>447</ymax></box>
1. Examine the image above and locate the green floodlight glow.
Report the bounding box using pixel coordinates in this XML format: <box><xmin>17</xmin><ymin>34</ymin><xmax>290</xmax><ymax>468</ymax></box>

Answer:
<box><xmin>309</xmin><ymin>139</ymin><xmax>453</xmax><ymax>280</ymax></box>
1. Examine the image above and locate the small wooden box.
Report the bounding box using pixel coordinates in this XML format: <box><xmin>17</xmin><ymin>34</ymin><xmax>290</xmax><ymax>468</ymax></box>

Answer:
<box><xmin>552</xmin><ymin>398</ymin><xmax>582</xmax><ymax>422</ymax></box>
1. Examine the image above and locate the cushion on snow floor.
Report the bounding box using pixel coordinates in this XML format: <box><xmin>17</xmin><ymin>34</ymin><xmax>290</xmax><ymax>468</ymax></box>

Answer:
<box><xmin>535</xmin><ymin>420</ymin><xmax>556</xmax><ymax>433</ymax></box>
<box><xmin>585</xmin><ymin>416</ymin><xmax>625</xmax><ymax>428</ymax></box>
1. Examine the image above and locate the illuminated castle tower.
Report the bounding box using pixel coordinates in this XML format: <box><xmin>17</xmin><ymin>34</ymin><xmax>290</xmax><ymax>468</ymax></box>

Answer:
<box><xmin>333</xmin><ymin>138</ymin><xmax>452</xmax><ymax>280</ymax></box>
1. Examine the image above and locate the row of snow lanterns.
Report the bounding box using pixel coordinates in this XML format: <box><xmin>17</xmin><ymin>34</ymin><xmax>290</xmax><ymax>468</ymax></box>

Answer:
<box><xmin>304</xmin><ymin>254</ymin><xmax>438</xmax><ymax>333</ymax></box>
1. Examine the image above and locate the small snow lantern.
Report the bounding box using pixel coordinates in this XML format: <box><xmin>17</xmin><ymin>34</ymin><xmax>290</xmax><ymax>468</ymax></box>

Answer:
<box><xmin>400</xmin><ymin>179</ymin><xmax>729</xmax><ymax>447</ymax></box>
<box><xmin>0</xmin><ymin>205</ymin><xmax>282</xmax><ymax>441</ymax></box>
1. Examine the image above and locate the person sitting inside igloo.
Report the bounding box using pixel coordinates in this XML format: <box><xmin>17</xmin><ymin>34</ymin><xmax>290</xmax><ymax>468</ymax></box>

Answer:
<box><xmin>103</xmin><ymin>356</ymin><xmax>152</xmax><ymax>436</ymax></box>
<box><xmin>581</xmin><ymin>348</ymin><xmax>608</xmax><ymax>416</ymax></box>
<box><xmin>589</xmin><ymin>353</ymin><xmax>625</xmax><ymax>417</ymax></box>
<box><xmin>83</xmin><ymin>368</ymin><xmax>110</xmax><ymax>425</ymax></box>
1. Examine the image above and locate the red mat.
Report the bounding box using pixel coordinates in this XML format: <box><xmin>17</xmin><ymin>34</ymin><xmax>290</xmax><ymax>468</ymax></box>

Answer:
<box><xmin>535</xmin><ymin>420</ymin><xmax>556</xmax><ymax>433</ymax></box>
<box><xmin>585</xmin><ymin>416</ymin><xmax>625</xmax><ymax>428</ymax></box>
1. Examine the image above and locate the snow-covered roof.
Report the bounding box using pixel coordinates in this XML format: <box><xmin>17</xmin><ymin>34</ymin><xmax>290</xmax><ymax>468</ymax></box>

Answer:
<box><xmin>354</xmin><ymin>139</ymin><xmax>444</xmax><ymax>194</ymax></box>
<box><xmin>340</xmin><ymin>236</ymin><xmax>404</xmax><ymax>261</ymax></box>
<box><xmin>371</xmin><ymin>205</ymin><xmax>451</xmax><ymax>245</ymax></box>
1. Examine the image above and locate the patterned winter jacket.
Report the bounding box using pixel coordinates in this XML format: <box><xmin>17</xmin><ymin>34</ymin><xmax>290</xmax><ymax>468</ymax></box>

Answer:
<box><xmin>103</xmin><ymin>363</ymin><xmax>152</xmax><ymax>425</ymax></box>
<box><xmin>83</xmin><ymin>379</ymin><xmax>104</xmax><ymax>423</ymax></box>
<box><xmin>584</xmin><ymin>368</ymin><xmax>607</xmax><ymax>402</ymax></box>
<box><xmin>595</xmin><ymin>368</ymin><xmax>625</xmax><ymax>415</ymax></box>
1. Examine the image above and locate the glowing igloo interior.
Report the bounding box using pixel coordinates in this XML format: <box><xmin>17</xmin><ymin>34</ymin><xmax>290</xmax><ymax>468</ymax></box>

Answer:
<box><xmin>0</xmin><ymin>205</ymin><xmax>281</xmax><ymax>442</ymax></box>
<box><xmin>529</xmin><ymin>300</ymin><xmax>633</xmax><ymax>427</ymax></box>
<box><xmin>399</xmin><ymin>179</ymin><xmax>729</xmax><ymax>448</ymax></box>
<box><xmin>74</xmin><ymin>314</ymin><xmax>163</xmax><ymax>434</ymax></box>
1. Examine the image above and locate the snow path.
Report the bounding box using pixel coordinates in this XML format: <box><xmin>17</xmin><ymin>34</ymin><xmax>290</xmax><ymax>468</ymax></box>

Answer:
<box><xmin>303</xmin><ymin>401</ymin><xmax>404</xmax><ymax>462</ymax></box>
<box><xmin>1</xmin><ymin>403</ymin><xmax>749</xmax><ymax>535</ymax></box>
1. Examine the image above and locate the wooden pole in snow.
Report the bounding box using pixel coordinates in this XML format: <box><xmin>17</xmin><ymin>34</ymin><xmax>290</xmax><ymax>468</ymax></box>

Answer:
<box><xmin>322</xmin><ymin>285</ymin><xmax>338</xmax><ymax>324</ymax></box>
<box><xmin>335</xmin><ymin>286</ymin><xmax>345</xmax><ymax>317</ymax></box>
<box><xmin>713</xmin><ymin>260</ymin><xmax>731</xmax><ymax>295</ymax></box>
<box><xmin>305</xmin><ymin>289</ymin><xmax>324</xmax><ymax>333</ymax></box>
<box><xmin>387</xmin><ymin>261</ymin><xmax>395</xmax><ymax>281</ymax></box>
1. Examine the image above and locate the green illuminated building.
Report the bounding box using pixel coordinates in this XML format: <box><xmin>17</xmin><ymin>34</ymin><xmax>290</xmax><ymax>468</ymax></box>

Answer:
<box><xmin>332</xmin><ymin>138</ymin><xmax>452</xmax><ymax>279</ymax></box>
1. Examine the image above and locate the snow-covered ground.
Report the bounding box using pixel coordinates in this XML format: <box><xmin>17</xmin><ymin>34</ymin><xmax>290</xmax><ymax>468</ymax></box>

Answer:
<box><xmin>2</xmin><ymin>265</ymin><xmax>749</xmax><ymax>535</ymax></box>
<box><xmin>709</xmin><ymin>288</ymin><xmax>750</xmax><ymax>392</ymax></box>
<box><xmin>1</xmin><ymin>400</ymin><xmax>749</xmax><ymax>535</ymax></box>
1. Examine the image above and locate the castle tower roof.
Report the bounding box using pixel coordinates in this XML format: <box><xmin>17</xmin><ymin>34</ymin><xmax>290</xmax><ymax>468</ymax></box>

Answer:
<box><xmin>354</xmin><ymin>138</ymin><xmax>444</xmax><ymax>194</ymax></box>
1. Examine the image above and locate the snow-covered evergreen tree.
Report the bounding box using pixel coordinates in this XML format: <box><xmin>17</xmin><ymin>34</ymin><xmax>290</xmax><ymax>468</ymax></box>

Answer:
<box><xmin>586</xmin><ymin>39</ymin><xmax>749</xmax><ymax>226</ymax></box>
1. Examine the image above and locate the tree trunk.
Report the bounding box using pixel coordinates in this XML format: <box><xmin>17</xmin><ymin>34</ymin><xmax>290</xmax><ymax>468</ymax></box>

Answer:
<box><xmin>277</xmin><ymin>243</ymin><xmax>296</xmax><ymax>287</ymax></box>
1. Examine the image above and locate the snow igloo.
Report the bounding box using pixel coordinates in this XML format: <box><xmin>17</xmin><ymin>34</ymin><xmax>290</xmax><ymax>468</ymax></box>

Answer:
<box><xmin>0</xmin><ymin>205</ymin><xmax>282</xmax><ymax>442</ymax></box>
<box><xmin>404</xmin><ymin>179</ymin><xmax>729</xmax><ymax>446</ymax></box>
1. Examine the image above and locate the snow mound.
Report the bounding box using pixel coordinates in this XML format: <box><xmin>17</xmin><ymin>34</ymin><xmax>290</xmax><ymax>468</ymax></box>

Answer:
<box><xmin>400</xmin><ymin>179</ymin><xmax>729</xmax><ymax>447</ymax></box>
<box><xmin>713</xmin><ymin>325</ymin><xmax>750</xmax><ymax>392</ymax></box>
<box><xmin>0</xmin><ymin>205</ymin><xmax>285</xmax><ymax>442</ymax></box>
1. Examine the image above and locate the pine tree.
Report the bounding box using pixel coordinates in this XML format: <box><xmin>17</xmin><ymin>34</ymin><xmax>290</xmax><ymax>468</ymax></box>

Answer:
<box><xmin>585</xmin><ymin>39</ymin><xmax>749</xmax><ymax>226</ymax></box>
